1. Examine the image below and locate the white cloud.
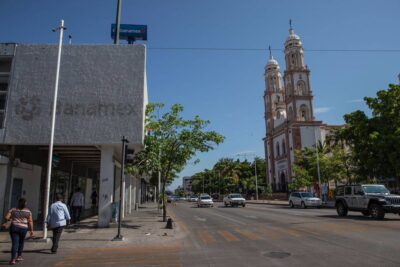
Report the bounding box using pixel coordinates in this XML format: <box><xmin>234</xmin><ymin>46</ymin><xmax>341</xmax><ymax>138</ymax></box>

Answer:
<box><xmin>314</xmin><ymin>107</ymin><xmax>332</xmax><ymax>114</ymax></box>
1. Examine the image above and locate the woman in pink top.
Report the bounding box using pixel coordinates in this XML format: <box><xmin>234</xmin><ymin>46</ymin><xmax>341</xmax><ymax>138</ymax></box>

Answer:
<box><xmin>4</xmin><ymin>198</ymin><xmax>34</xmax><ymax>265</ymax></box>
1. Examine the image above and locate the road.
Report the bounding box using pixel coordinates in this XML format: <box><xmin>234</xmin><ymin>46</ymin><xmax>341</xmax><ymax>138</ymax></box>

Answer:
<box><xmin>3</xmin><ymin>203</ymin><xmax>400</xmax><ymax>266</ymax></box>
<box><xmin>169</xmin><ymin>202</ymin><xmax>400</xmax><ymax>267</ymax></box>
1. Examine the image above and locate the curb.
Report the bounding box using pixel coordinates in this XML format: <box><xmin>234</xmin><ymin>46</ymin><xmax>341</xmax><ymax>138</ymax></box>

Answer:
<box><xmin>247</xmin><ymin>201</ymin><xmax>335</xmax><ymax>209</ymax></box>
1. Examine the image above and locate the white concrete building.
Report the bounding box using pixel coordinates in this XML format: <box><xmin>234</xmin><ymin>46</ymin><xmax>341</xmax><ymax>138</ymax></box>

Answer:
<box><xmin>263</xmin><ymin>26</ymin><xmax>337</xmax><ymax>192</ymax></box>
<box><xmin>0</xmin><ymin>43</ymin><xmax>148</xmax><ymax>226</ymax></box>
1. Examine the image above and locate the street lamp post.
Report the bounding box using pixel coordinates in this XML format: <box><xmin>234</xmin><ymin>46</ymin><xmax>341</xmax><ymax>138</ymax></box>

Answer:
<box><xmin>113</xmin><ymin>136</ymin><xmax>128</xmax><ymax>241</ymax></box>
<box><xmin>314</xmin><ymin>127</ymin><xmax>322</xmax><ymax>199</ymax></box>
<box><xmin>234</xmin><ymin>152</ymin><xmax>259</xmax><ymax>201</ymax></box>
<box><xmin>43</xmin><ymin>19</ymin><xmax>65</xmax><ymax>240</ymax></box>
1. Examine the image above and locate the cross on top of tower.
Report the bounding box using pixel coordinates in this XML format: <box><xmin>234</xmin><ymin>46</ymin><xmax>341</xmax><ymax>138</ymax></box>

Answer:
<box><xmin>289</xmin><ymin>19</ymin><xmax>294</xmax><ymax>34</ymax></box>
<box><xmin>269</xmin><ymin>45</ymin><xmax>272</xmax><ymax>59</ymax></box>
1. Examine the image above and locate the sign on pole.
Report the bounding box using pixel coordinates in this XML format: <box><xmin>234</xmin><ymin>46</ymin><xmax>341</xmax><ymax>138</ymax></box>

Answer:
<box><xmin>111</xmin><ymin>24</ymin><xmax>147</xmax><ymax>42</ymax></box>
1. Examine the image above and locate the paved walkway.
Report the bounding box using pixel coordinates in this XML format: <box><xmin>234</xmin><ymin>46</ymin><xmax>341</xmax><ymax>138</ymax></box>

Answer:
<box><xmin>0</xmin><ymin>203</ymin><xmax>183</xmax><ymax>265</ymax></box>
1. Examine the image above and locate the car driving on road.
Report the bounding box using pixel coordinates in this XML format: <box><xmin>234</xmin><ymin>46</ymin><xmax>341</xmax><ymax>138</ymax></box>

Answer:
<box><xmin>223</xmin><ymin>193</ymin><xmax>246</xmax><ymax>207</ymax></box>
<box><xmin>197</xmin><ymin>194</ymin><xmax>214</xmax><ymax>207</ymax></box>
<box><xmin>289</xmin><ymin>192</ymin><xmax>322</xmax><ymax>208</ymax></box>
<box><xmin>335</xmin><ymin>184</ymin><xmax>400</xmax><ymax>219</ymax></box>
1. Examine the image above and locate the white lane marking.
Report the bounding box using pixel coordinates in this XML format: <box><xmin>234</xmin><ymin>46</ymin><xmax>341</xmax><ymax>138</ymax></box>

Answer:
<box><xmin>209</xmin><ymin>211</ymin><xmax>247</xmax><ymax>225</ymax></box>
<box><xmin>194</xmin><ymin>216</ymin><xmax>207</xmax><ymax>222</ymax></box>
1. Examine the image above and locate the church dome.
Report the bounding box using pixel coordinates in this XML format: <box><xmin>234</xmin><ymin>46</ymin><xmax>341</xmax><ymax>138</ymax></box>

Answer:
<box><xmin>285</xmin><ymin>27</ymin><xmax>302</xmax><ymax>48</ymax></box>
<box><xmin>267</xmin><ymin>57</ymin><xmax>279</xmax><ymax>66</ymax></box>
<box><xmin>286</xmin><ymin>29</ymin><xmax>300</xmax><ymax>42</ymax></box>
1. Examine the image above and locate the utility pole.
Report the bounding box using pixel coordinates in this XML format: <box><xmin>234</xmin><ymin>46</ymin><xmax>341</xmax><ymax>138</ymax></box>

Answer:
<box><xmin>114</xmin><ymin>0</ymin><xmax>122</xmax><ymax>44</ymax></box>
<box><xmin>43</xmin><ymin>19</ymin><xmax>65</xmax><ymax>240</ymax></box>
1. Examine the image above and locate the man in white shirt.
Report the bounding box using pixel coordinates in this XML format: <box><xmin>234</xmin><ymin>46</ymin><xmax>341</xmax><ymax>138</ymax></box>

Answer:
<box><xmin>70</xmin><ymin>188</ymin><xmax>84</xmax><ymax>224</ymax></box>
<box><xmin>48</xmin><ymin>194</ymin><xmax>70</xmax><ymax>253</ymax></box>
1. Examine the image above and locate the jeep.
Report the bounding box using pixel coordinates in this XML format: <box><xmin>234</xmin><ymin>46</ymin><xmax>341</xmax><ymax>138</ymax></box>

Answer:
<box><xmin>335</xmin><ymin>184</ymin><xmax>400</xmax><ymax>220</ymax></box>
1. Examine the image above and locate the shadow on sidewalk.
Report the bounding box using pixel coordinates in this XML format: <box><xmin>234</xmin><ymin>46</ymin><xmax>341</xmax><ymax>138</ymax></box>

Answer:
<box><xmin>2</xmin><ymin>249</ymin><xmax>52</xmax><ymax>255</ymax></box>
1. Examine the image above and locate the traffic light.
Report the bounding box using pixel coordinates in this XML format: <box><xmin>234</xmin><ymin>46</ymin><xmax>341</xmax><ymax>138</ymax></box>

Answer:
<box><xmin>124</xmin><ymin>145</ymin><xmax>135</xmax><ymax>165</ymax></box>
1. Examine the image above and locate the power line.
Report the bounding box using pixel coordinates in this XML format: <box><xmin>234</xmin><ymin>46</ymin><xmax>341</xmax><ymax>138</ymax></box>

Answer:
<box><xmin>148</xmin><ymin>47</ymin><xmax>400</xmax><ymax>53</ymax></box>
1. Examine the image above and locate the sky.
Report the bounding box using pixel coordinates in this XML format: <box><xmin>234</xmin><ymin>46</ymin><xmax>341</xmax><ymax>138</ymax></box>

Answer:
<box><xmin>1</xmin><ymin>0</ymin><xmax>399</xmax><ymax>190</ymax></box>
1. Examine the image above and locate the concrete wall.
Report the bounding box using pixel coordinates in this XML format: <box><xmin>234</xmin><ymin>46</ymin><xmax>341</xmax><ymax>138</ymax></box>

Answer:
<box><xmin>11</xmin><ymin>162</ymin><xmax>42</xmax><ymax>220</ymax></box>
<box><xmin>300</xmin><ymin>126</ymin><xmax>320</xmax><ymax>149</ymax></box>
<box><xmin>0</xmin><ymin>156</ymin><xmax>8</xmax><ymax>219</ymax></box>
<box><xmin>3</xmin><ymin>44</ymin><xmax>146</xmax><ymax>146</ymax></box>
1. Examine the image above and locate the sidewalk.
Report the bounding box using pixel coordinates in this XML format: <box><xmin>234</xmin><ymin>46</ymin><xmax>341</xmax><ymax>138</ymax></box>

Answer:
<box><xmin>0</xmin><ymin>203</ymin><xmax>183</xmax><ymax>251</ymax></box>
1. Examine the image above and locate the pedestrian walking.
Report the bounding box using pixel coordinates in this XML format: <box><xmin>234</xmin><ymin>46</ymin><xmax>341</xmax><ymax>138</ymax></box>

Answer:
<box><xmin>91</xmin><ymin>189</ymin><xmax>98</xmax><ymax>211</ymax></box>
<box><xmin>4</xmin><ymin>198</ymin><xmax>34</xmax><ymax>265</ymax></box>
<box><xmin>47</xmin><ymin>194</ymin><xmax>71</xmax><ymax>254</ymax></box>
<box><xmin>70</xmin><ymin>187</ymin><xmax>84</xmax><ymax>224</ymax></box>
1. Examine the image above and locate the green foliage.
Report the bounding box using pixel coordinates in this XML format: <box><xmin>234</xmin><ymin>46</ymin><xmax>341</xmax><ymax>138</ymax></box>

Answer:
<box><xmin>289</xmin><ymin>165</ymin><xmax>313</xmax><ymax>190</ymax></box>
<box><xmin>339</xmin><ymin>84</ymin><xmax>400</xmax><ymax>181</ymax></box>
<box><xmin>130</xmin><ymin>103</ymin><xmax>224</xmax><ymax>221</ymax></box>
<box><xmin>190</xmin><ymin>157</ymin><xmax>267</xmax><ymax>197</ymax></box>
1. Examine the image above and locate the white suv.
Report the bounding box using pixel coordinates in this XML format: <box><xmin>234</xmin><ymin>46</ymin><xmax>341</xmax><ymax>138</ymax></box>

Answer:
<box><xmin>289</xmin><ymin>192</ymin><xmax>322</xmax><ymax>208</ymax></box>
<box><xmin>197</xmin><ymin>194</ymin><xmax>214</xmax><ymax>207</ymax></box>
<box><xmin>223</xmin><ymin>193</ymin><xmax>246</xmax><ymax>207</ymax></box>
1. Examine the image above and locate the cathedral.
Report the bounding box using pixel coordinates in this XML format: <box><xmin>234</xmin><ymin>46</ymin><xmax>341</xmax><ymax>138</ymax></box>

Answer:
<box><xmin>263</xmin><ymin>24</ymin><xmax>336</xmax><ymax>192</ymax></box>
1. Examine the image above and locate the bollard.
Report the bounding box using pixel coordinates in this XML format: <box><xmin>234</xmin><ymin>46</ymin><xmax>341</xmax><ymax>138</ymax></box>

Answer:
<box><xmin>166</xmin><ymin>218</ymin><xmax>173</xmax><ymax>229</ymax></box>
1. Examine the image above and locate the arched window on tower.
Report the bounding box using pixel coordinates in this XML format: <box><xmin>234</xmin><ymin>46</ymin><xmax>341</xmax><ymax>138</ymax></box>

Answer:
<box><xmin>276</xmin><ymin>142</ymin><xmax>280</xmax><ymax>157</ymax></box>
<box><xmin>291</xmin><ymin>54</ymin><xmax>296</xmax><ymax>67</ymax></box>
<box><xmin>299</xmin><ymin>104</ymin><xmax>309</xmax><ymax>121</ymax></box>
<box><xmin>282</xmin><ymin>140</ymin><xmax>286</xmax><ymax>155</ymax></box>
<box><xmin>297</xmin><ymin>81</ymin><xmax>307</xmax><ymax>95</ymax></box>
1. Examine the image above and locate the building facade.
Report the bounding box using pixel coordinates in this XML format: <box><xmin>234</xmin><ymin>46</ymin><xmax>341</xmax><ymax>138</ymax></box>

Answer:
<box><xmin>263</xmin><ymin>26</ymin><xmax>335</xmax><ymax>192</ymax></box>
<box><xmin>0</xmin><ymin>43</ymin><xmax>148</xmax><ymax>226</ymax></box>
<box><xmin>182</xmin><ymin>176</ymin><xmax>192</xmax><ymax>195</ymax></box>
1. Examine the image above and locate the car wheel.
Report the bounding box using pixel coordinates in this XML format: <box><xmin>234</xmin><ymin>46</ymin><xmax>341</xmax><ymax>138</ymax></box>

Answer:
<box><xmin>224</xmin><ymin>202</ymin><xmax>228</xmax><ymax>207</ymax></box>
<box><xmin>370</xmin><ymin>204</ymin><xmax>385</xmax><ymax>220</ymax></box>
<box><xmin>289</xmin><ymin>201</ymin><xmax>294</xmax><ymax>208</ymax></box>
<box><xmin>242</xmin><ymin>204</ymin><xmax>246</xmax><ymax>207</ymax></box>
<box><xmin>336</xmin><ymin>202</ymin><xmax>348</xmax><ymax>216</ymax></box>
<box><xmin>301</xmin><ymin>202</ymin><xmax>306</xmax><ymax>209</ymax></box>
<box><xmin>361</xmin><ymin>211</ymin><xmax>370</xmax><ymax>217</ymax></box>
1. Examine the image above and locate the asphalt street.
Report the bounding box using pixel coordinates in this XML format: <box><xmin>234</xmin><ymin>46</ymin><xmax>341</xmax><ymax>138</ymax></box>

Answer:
<box><xmin>2</xmin><ymin>202</ymin><xmax>400</xmax><ymax>266</ymax></box>
<box><xmin>170</xmin><ymin>202</ymin><xmax>400</xmax><ymax>267</ymax></box>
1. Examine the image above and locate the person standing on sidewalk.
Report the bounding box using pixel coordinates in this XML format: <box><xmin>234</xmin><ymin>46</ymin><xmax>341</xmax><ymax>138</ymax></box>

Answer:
<box><xmin>4</xmin><ymin>198</ymin><xmax>34</xmax><ymax>265</ymax></box>
<box><xmin>48</xmin><ymin>194</ymin><xmax>71</xmax><ymax>254</ymax></box>
<box><xmin>70</xmin><ymin>187</ymin><xmax>84</xmax><ymax>224</ymax></box>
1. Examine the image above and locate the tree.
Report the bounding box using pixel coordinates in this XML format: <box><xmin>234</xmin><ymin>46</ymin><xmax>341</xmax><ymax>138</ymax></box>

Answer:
<box><xmin>289</xmin><ymin>164</ymin><xmax>313</xmax><ymax>190</ymax></box>
<box><xmin>132</xmin><ymin>103</ymin><xmax>224</xmax><ymax>221</ymax></box>
<box><xmin>340</xmin><ymin>84</ymin><xmax>400</xmax><ymax>182</ymax></box>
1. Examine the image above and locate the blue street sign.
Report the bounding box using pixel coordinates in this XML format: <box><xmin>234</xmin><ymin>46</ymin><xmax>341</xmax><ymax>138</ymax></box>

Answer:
<box><xmin>111</xmin><ymin>24</ymin><xmax>147</xmax><ymax>41</ymax></box>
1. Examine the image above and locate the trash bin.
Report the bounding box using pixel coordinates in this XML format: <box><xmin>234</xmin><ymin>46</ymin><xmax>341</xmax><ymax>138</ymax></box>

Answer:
<box><xmin>112</xmin><ymin>201</ymin><xmax>120</xmax><ymax>223</ymax></box>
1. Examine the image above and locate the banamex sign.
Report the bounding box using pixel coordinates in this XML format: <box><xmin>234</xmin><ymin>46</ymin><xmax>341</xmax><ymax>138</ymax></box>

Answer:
<box><xmin>111</xmin><ymin>24</ymin><xmax>147</xmax><ymax>41</ymax></box>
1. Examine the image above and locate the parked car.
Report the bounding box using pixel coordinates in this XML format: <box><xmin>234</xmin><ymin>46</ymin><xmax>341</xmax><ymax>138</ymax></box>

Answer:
<box><xmin>167</xmin><ymin>195</ymin><xmax>174</xmax><ymax>203</ymax></box>
<box><xmin>223</xmin><ymin>193</ymin><xmax>246</xmax><ymax>207</ymax></box>
<box><xmin>289</xmin><ymin>192</ymin><xmax>322</xmax><ymax>208</ymax></box>
<box><xmin>335</xmin><ymin>184</ymin><xmax>400</xmax><ymax>220</ymax></box>
<box><xmin>197</xmin><ymin>194</ymin><xmax>214</xmax><ymax>207</ymax></box>
<box><xmin>189</xmin><ymin>196</ymin><xmax>198</xmax><ymax>202</ymax></box>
